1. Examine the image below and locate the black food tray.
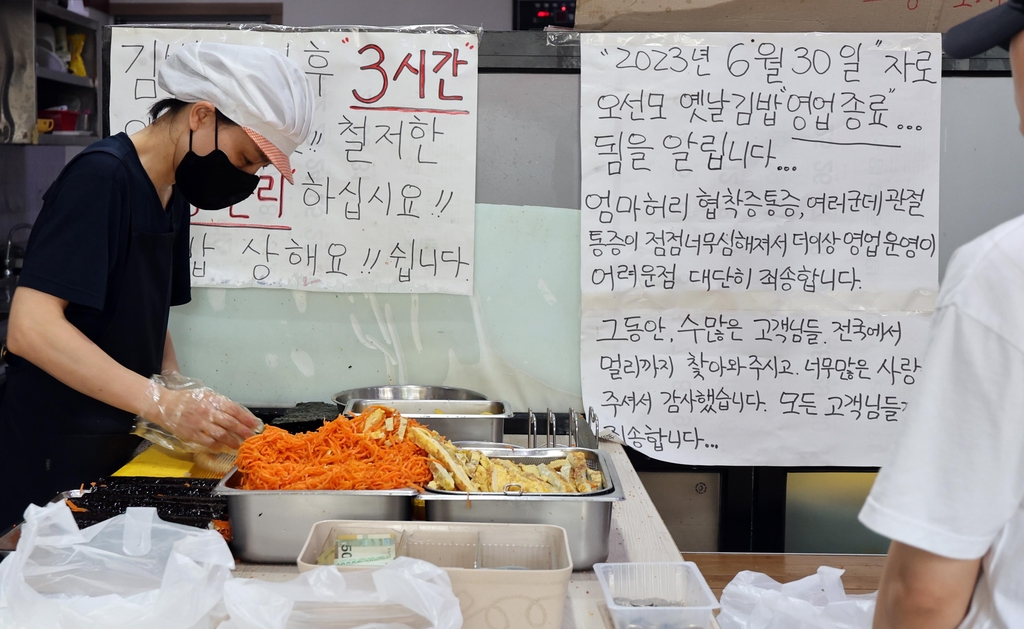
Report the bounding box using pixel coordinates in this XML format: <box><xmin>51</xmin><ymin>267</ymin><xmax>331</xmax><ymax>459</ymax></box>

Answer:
<box><xmin>66</xmin><ymin>477</ymin><xmax>226</xmax><ymax>529</ymax></box>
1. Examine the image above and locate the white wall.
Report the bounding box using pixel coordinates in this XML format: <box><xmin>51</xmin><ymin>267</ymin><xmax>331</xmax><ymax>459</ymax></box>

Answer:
<box><xmin>939</xmin><ymin>76</ymin><xmax>1024</xmax><ymax>278</ymax></box>
<box><xmin>121</xmin><ymin>0</ymin><xmax>513</xmax><ymax>29</ymax></box>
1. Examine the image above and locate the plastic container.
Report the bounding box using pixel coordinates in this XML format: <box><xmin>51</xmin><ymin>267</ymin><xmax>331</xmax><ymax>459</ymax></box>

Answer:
<box><xmin>298</xmin><ymin>520</ymin><xmax>572</xmax><ymax>629</ymax></box>
<box><xmin>38</xmin><ymin>109</ymin><xmax>80</xmax><ymax>131</ymax></box>
<box><xmin>36</xmin><ymin>46</ymin><xmax>65</xmax><ymax>71</ymax></box>
<box><xmin>594</xmin><ymin>562</ymin><xmax>720</xmax><ymax>629</ymax></box>
<box><xmin>402</xmin><ymin>529</ymin><xmax>481</xmax><ymax>568</ymax></box>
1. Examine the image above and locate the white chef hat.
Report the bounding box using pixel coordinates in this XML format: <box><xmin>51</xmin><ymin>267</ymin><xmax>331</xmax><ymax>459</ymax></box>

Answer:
<box><xmin>158</xmin><ymin>42</ymin><xmax>314</xmax><ymax>184</ymax></box>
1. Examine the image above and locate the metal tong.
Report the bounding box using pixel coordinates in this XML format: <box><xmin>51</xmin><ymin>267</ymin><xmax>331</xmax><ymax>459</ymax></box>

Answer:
<box><xmin>526</xmin><ymin>408</ymin><xmax>557</xmax><ymax>448</ymax></box>
<box><xmin>525</xmin><ymin>407</ymin><xmax>600</xmax><ymax>449</ymax></box>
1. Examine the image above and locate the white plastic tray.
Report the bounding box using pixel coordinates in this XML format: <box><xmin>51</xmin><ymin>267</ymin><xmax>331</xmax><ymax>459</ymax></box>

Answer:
<box><xmin>298</xmin><ymin>519</ymin><xmax>573</xmax><ymax>629</ymax></box>
<box><xmin>595</xmin><ymin>561</ymin><xmax>720</xmax><ymax>629</ymax></box>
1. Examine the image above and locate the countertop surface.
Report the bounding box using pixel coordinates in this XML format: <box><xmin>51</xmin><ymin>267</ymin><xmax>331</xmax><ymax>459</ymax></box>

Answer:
<box><xmin>685</xmin><ymin>552</ymin><xmax>885</xmax><ymax>599</ymax></box>
<box><xmin>0</xmin><ymin>441</ymin><xmax>696</xmax><ymax>628</ymax></box>
<box><xmin>0</xmin><ymin>440</ymin><xmax>888</xmax><ymax>627</ymax></box>
<box><xmin>233</xmin><ymin>440</ymin><xmax>701</xmax><ymax>629</ymax></box>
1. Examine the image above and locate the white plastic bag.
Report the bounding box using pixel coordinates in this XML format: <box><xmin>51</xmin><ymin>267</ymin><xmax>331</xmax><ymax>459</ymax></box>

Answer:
<box><xmin>0</xmin><ymin>501</ymin><xmax>234</xmax><ymax>629</ymax></box>
<box><xmin>217</xmin><ymin>558</ymin><xmax>463</xmax><ymax>629</ymax></box>
<box><xmin>717</xmin><ymin>567</ymin><xmax>876</xmax><ymax>629</ymax></box>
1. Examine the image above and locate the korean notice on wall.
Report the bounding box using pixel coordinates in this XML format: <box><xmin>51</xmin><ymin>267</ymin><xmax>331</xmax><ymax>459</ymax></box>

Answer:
<box><xmin>580</xmin><ymin>33</ymin><xmax>940</xmax><ymax>465</ymax></box>
<box><xmin>110</xmin><ymin>27</ymin><xmax>478</xmax><ymax>294</ymax></box>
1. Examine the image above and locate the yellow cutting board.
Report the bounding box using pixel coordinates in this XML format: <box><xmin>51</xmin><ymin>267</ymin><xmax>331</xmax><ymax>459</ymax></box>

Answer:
<box><xmin>113</xmin><ymin>446</ymin><xmax>222</xmax><ymax>479</ymax></box>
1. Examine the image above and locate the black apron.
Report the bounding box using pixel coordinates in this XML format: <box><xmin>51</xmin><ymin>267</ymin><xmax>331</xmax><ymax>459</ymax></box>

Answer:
<box><xmin>0</xmin><ymin>143</ymin><xmax>176</xmax><ymax>529</ymax></box>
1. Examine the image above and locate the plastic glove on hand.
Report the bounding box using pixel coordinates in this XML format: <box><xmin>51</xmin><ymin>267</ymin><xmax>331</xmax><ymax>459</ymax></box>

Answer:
<box><xmin>140</xmin><ymin>376</ymin><xmax>262</xmax><ymax>452</ymax></box>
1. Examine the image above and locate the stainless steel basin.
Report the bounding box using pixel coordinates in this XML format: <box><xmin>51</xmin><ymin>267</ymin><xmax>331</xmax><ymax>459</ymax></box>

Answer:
<box><xmin>332</xmin><ymin>385</ymin><xmax>488</xmax><ymax>411</ymax></box>
<box><xmin>343</xmin><ymin>399</ymin><xmax>509</xmax><ymax>443</ymax></box>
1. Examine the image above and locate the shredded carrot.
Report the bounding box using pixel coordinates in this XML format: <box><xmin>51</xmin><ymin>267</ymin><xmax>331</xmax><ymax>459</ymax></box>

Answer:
<box><xmin>65</xmin><ymin>499</ymin><xmax>87</xmax><ymax>513</ymax></box>
<box><xmin>235</xmin><ymin>406</ymin><xmax>432</xmax><ymax>491</ymax></box>
<box><xmin>211</xmin><ymin>519</ymin><xmax>233</xmax><ymax>542</ymax></box>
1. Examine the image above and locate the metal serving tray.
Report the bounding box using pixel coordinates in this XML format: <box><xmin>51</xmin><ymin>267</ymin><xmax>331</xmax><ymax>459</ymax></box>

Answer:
<box><xmin>343</xmin><ymin>399</ymin><xmax>509</xmax><ymax>443</ymax></box>
<box><xmin>332</xmin><ymin>385</ymin><xmax>487</xmax><ymax>411</ymax></box>
<box><xmin>214</xmin><ymin>468</ymin><xmax>417</xmax><ymax>563</ymax></box>
<box><xmin>426</xmin><ymin>446</ymin><xmax>612</xmax><ymax>497</ymax></box>
<box><xmin>419</xmin><ymin>447</ymin><xmax>624</xmax><ymax>570</ymax></box>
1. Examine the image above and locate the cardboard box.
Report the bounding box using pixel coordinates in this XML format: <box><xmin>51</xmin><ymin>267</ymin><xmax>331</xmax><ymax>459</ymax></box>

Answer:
<box><xmin>575</xmin><ymin>0</ymin><xmax>1001</xmax><ymax>34</ymax></box>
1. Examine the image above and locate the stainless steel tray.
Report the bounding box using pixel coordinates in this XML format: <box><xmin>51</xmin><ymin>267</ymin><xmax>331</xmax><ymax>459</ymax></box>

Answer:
<box><xmin>425</xmin><ymin>446</ymin><xmax>612</xmax><ymax>497</ymax></box>
<box><xmin>343</xmin><ymin>399</ymin><xmax>509</xmax><ymax>443</ymax></box>
<box><xmin>214</xmin><ymin>468</ymin><xmax>417</xmax><ymax>563</ymax></box>
<box><xmin>419</xmin><ymin>448</ymin><xmax>624</xmax><ymax>570</ymax></box>
<box><xmin>332</xmin><ymin>385</ymin><xmax>487</xmax><ymax>410</ymax></box>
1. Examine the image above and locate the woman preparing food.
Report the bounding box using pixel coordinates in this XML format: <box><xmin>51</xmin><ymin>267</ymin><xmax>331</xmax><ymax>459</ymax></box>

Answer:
<box><xmin>0</xmin><ymin>42</ymin><xmax>314</xmax><ymax>528</ymax></box>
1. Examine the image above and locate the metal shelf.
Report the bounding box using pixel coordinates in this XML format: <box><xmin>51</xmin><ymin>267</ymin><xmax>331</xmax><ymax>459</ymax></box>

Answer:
<box><xmin>36</xmin><ymin>133</ymin><xmax>97</xmax><ymax>146</ymax></box>
<box><xmin>29</xmin><ymin>0</ymin><xmax>104</xmax><ymax>145</ymax></box>
<box><xmin>34</xmin><ymin>1</ymin><xmax>96</xmax><ymax>30</ymax></box>
<box><xmin>35</xmin><ymin>67</ymin><xmax>94</xmax><ymax>89</ymax></box>
<box><xmin>474</xmin><ymin>31</ymin><xmax>1011</xmax><ymax>73</ymax></box>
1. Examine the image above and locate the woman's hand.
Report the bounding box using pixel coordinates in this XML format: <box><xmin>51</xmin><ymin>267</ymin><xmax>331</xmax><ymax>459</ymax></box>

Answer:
<box><xmin>141</xmin><ymin>381</ymin><xmax>260</xmax><ymax>451</ymax></box>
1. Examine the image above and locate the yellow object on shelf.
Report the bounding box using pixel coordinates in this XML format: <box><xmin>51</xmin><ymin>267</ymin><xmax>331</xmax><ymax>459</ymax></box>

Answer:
<box><xmin>68</xmin><ymin>33</ymin><xmax>86</xmax><ymax>77</ymax></box>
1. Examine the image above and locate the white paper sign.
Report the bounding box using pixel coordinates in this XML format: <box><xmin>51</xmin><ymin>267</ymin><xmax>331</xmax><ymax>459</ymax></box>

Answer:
<box><xmin>583</xmin><ymin>310</ymin><xmax>930</xmax><ymax>466</ymax></box>
<box><xmin>580</xmin><ymin>33</ymin><xmax>941</xmax><ymax>466</ymax></box>
<box><xmin>110</xmin><ymin>27</ymin><xmax>478</xmax><ymax>294</ymax></box>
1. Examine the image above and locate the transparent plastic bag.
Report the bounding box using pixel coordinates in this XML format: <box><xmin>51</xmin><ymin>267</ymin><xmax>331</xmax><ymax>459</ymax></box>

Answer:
<box><xmin>217</xmin><ymin>558</ymin><xmax>463</xmax><ymax>629</ymax></box>
<box><xmin>717</xmin><ymin>567</ymin><xmax>876</xmax><ymax>629</ymax></box>
<box><xmin>0</xmin><ymin>501</ymin><xmax>234</xmax><ymax>629</ymax></box>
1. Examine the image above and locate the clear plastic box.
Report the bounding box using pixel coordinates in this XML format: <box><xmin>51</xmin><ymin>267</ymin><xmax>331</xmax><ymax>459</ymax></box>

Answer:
<box><xmin>401</xmin><ymin>529</ymin><xmax>480</xmax><ymax>568</ymax></box>
<box><xmin>594</xmin><ymin>562</ymin><xmax>720</xmax><ymax>629</ymax></box>
<box><xmin>298</xmin><ymin>520</ymin><xmax>572</xmax><ymax>629</ymax></box>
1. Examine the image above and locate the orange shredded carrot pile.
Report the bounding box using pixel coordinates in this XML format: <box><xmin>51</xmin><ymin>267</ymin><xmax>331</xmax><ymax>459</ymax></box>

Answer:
<box><xmin>235</xmin><ymin>406</ymin><xmax>432</xmax><ymax>490</ymax></box>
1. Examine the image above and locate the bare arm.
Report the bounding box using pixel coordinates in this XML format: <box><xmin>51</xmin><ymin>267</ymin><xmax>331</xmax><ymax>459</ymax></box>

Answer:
<box><xmin>162</xmin><ymin>329</ymin><xmax>180</xmax><ymax>374</ymax></box>
<box><xmin>7</xmin><ymin>286</ymin><xmax>257</xmax><ymax>448</ymax></box>
<box><xmin>873</xmin><ymin>541</ymin><xmax>981</xmax><ymax>629</ymax></box>
<box><xmin>7</xmin><ymin>286</ymin><xmax>154</xmax><ymax>416</ymax></box>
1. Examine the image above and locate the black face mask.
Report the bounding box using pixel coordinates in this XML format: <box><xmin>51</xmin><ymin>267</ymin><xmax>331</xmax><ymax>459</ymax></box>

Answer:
<box><xmin>175</xmin><ymin>121</ymin><xmax>260</xmax><ymax>211</ymax></box>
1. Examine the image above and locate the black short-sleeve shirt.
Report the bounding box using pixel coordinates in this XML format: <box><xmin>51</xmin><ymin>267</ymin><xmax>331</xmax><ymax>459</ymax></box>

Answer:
<box><xmin>17</xmin><ymin>133</ymin><xmax>191</xmax><ymax>343</ymax></box>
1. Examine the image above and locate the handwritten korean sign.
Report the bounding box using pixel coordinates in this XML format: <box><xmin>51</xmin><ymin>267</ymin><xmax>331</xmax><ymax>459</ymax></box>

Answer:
<box><xmin>110</xmin><ymin>27</ymin><xmax>478</xmax><ymax>294</ymax></box>
<box><xmin>580</xmin><ymin>33</ymin><xmax>941</xmax><ymax>465</ymax></box>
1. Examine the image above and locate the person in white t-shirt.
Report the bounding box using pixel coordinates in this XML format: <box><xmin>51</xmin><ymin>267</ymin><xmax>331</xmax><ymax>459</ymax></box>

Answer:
<box><xmin>859</xmin><ymin>5</ymin><xmax>1024</xmax><ymax>628</ymax></box>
